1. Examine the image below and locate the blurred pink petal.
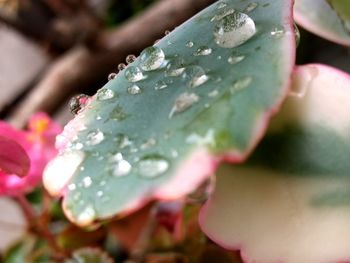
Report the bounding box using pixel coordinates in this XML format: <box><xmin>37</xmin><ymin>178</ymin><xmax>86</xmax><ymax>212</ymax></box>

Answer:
<box><xmin>0</xmin><ymin>136</ymin><xmax>30</xmax><ymax>177</ymax></box>
<box><xmin>0</xmin><ymin>112</ymin><xmax>61</xmax><ymax>195</ymax></box>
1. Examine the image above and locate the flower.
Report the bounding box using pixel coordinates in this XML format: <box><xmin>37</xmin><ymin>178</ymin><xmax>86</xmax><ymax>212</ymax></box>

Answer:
<box><xmin>0</xmin><ymin>113</ymin><xmax>61</xmax><ymax>195</ymax></box>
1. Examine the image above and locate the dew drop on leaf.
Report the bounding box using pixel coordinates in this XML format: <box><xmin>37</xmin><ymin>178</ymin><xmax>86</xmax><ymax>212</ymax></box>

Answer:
<box><xmin>244</xmin><ymin>2</ymin><xmax>258</xmax><ymax>13</ymax></box>
<box><xmin>186</xmin><ymin>41</ymin><xmax>194</xmax><ymax>48</ymax></box>
<box><xmin>76</xmin><ymin>205</ymin><xmax>96</xmax><ymax>226</ymax></box>
<box><xmin>108</xmin><ymin>73</ymin><xmax>117</xmax><ymax>81</ymax></box>
<box><xmin>109</xmin><ymin>153</ymin><xmax>131</xmax><ymax>177</ymax></box>
<box><xmin>96</xmin><ymin>88</ymin><xmax>115</xmax><ymax>101</ymax></box>
<box><xmin>124</xmin><ymin>66</ymin><xmax>144</xmax><ymax>82</ymax></box>
<box><xmin>169</xmin><ymin>92</ymin><xmax>199</xmax><ymax>118</ymax></box>
<box><xmin>193</xmin><ymin>46</ymin><xmax>212</xmax><ymax>56</ymax></box>
<box><xmin>118</xmin><ymin>63</ymin><xmax>126</xmax><ymax>71</ymax></box>
<box><xmin>69</xmin><ymin>94</ymin><xmax>90</xmax><ymax>115</ymax></box>
<box><xmin>140</xmin><ymin>46</ymin><xmax>165</xmax><ymax>71</ymax></box>
<box><xmin>165</xmin><ymin>58</ymin><xmax>186</xmax><ymax>77</ymax></box>
<box><xmin>182</xmin><ymin>65</ymin><xmax>209</xmax><ymax>88</ymax></box>
<box><xmin>228</xmin><ymin>54</ymin><xmax>245</xmax><ymax>64</ymax></box>
<box><xmin>213</xmin><ymin>11</ymin><xmax>256</xmax><ymax>48</ymax></box>
<box><xmin>126</xmin><ymin>54</ymin><xmax>137</xmax><ymax>64</ymax></box>
<box><xmin>127</xmin><ymin>84</ymin><xmax>142</xmax><ymax>95</ymax></box>
<box><xmin>138</xmin><ymin>156</ymin><xmax>169</xmax><ymax>178</ymax></box>
<box><xmin>86</xmin><ymin>130</ymin><xmax>104</xmax><ymax>146</ymax></box>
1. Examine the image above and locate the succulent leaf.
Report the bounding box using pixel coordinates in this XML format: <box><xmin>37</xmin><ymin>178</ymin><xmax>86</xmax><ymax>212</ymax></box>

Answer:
<box><xmin>294</xmin><ymin>0</ymin><xmax>350</xmax><ymax>46</ymax></box>
<box><xmin>44</xmin><ymin>0</ymin><xmax>295</xmax><ymax>226</ymax></box>
<box><xmin>200</xmin><ymin>64</ymin><xmax>350</xmax><ymax>263</ymax></box>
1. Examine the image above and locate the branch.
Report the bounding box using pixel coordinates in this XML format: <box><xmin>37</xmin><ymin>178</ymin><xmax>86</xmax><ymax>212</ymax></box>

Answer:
<box><xmin>8</xmin><ymin>0</ymin><xmax>215</xmax><ymax>128</ymax></box>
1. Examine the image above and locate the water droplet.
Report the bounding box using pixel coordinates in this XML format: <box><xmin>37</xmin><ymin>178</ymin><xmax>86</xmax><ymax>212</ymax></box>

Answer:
<box><xmin>68</xmin><ymin>183</ymin><xmax>76</xmax><ymax>191</ymax></box>
<box><xmin>118</xmin><ymin>63</ymin><xmax>126</xmax><ymax>71</ymax></box>
<box><xmin>82</xmin><ymin>176</ymin><xmax>92</xmax><ymax>188</ymax></box>
<box><xmin>244</xmin><ymin>2</ymin><xmax>258</xmax><ymax>13</ymax></box>
<box><xmin>211</xmin><ymin>7</ymin><xmax>235</xmax><ymax>22</ymax></box>
<box><xmin>165</xmin><ymin>58</ymin><xmax>186</xmax><ymax>77</ymax></box>
<box><xmin>262</xmin><ymin>3</ymin><xmax>270</xmax><ymax>7</ymax></box>
<box><xmin>124</xmin><ymin>66</ymin><xmax>144</xmax><ymax>82</ymax></box>
<box><xmin>186</xmin><ymin>41</ymin><xmax>194</xmax><ymax>47</ymax></box>
<box><xmin>140</xmin><ymin>138</ymin><xmax>156</xmax><ymax>150</ymax></box>
<box><xmin>110</xmin><ymin>105</ymin><xmax>128</xmax><ymax>121</ymax></box>
<box><xmin>109</xmin><ymin>153</ymin><xmax>131</xmax><ymax>177</ymax></box>
<box><xmin>186</xmin><ymin>176</ymin><xmax>216</xmax><ymax>204</ymax></box>
<box><xmin>270</xmin><ymin>27</ymin><xmax>285</xmax><ymax>38</ymax></box>
<box><xmin>96</xmin><ymin>88</ymin><xmax>115</xmax><ymax>101</ymax></box>
<box><xmin>127</xmin><ymin>84</ymin><xmax>142</xmax><ymax>95</ymax></box>
<box><xmin>213</xmin><ymin>11</ymin><xmax>256</xmax><ymax>48</ymax></box>
<box><xmin>294</xmin><ymin>23</ymin><xmax>300</xmax><ymax>47</ymax></box>
<box><xmin>108</xmin><ymin>72</ymin><xmax>117</xmax><ymax>81</ymax></box>
<box><xmin>208</xmin><ymin>90</ymin><xmax>219</xmax><ymax>97</ymax></box>
<box><xmin>96</xmin><ymin>191</ymin><xmax>103</xmax><ymax>197</ymax></box>
<box><xmin>183</xmin><ymin>66</ymin><xmax>209</xmax><ymax>88</ymax></box>
<box><xmin>76</xmin><ymin>205</ymin><xmax>96</xmax><ymax>226</ymax></box>
<box><xmin>231</xmin><ymin>76</ymin><xmax>252</xmax><ymax>93</ymax></box>
<box><xmin>155</xmin><ymin>80</ymin><xmax>168</xmax><ymax>90</ymax></box>
<box><xmin>228</xmin><ymin>54</ymin><xmax>245</xmax><ymax>64</ymax></box>
<box><xmin>86</xmin><ymin>130</ymin><xmax>104</xmax><ymax>146</ymax></box>
<box><xmin>169</xmin><ymin>92</ymin><xmax>199</xmax><ymax>118</ymax></box>
<box><xmin>217</xmin><ymin>55</ymin><xmax>222</xmax><ymax>60</ymax></box>
<box><xmin>126</xmin><ymin>54</ymin><xmax>136</xmax><ymax>64</ymax></box>
<box><xmin>138</xmin><ymin>156</ymin><xmax>169</xmax><ymax>178</ymax></box>
<box><xmin>194</xmin><ymin>46</ymin><xmax>212</xmax><ymax>56</ymax></box>
<box><xmin>164</xmin><ymin>30</ymin><xmax>171</xmax><ymax>35</ymax></box>
<box><xmin>96</xmin><ymin>115</ymin><xmax>102</xmax><ymax>121</ymax></box>
<box><xmin>69</xmin><ymin>94</ymin><xmax>90</xmax><ymax>115</ymax></box>
<box><xmin>140</xmin><ymin>46</ymin><xmax>165</xmax><ymax>71</ymax></box>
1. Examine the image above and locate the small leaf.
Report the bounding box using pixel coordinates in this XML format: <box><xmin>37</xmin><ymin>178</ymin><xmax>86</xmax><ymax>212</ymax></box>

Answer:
<box><xmin>294</xmin><ymin>0</ymin><xmax>350</xmax><ymax>46</ymax></box>
<box><xmin>200</xmin><ymin>64</ymin><xmax>350</xmax><ymax>263</ymax></box>
<box><xmin>0</xmin><ymin>136</ymin><xmax>30</xmax><ymax>177</ymax></box>
<box><xmin>44</xmin><ymin>0</ymin><xmax>295</xmax><ymax>226</ymax></box>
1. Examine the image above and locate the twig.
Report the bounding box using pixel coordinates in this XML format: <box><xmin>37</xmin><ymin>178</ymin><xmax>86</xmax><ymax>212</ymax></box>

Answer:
<box><xmin>8</xmin><ymin>0</ymin><xmax>215</xmax><ymax>128</ymax></box>
<box><xmin>15</xmin><ymin>194</ymin><xmax>66</xmax><ymax>260</ymax></box>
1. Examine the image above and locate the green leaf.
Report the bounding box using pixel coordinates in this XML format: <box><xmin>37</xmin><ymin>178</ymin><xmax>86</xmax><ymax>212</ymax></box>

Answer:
<box><xmin>294</xmin><ymin>0</ymin><xmax>350</xmax><ymax>46</ymax></box>
<box><xmin>65</xmin><ymin>248</ymin><xmax>113</xmax><ymax>263</ymax></box>
<box><xmin>200</xmin><ymin>64</ymin><xmax>350</xmax><ymax>263</ymax></box>
<box><xmin>44</xmin><ymin>0</ymin><xmax>295</xmax><ymax>226</ymax></box>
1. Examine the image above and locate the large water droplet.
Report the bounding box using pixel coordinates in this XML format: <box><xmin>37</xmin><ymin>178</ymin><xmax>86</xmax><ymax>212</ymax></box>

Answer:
<box><xmin>124</xmin><ymin>66</ymin><xmax>144</xmax><ymax>82</ymax></box>
<box><xmin>217</xmin><ymin>2</ymin><xmax>227</xmax><ymax>9</ymax></box>
<box><xmin>169</xmin><ymin>92</ymin><xmax>199</xmax><ymax>118</ymax></box>
<box><xmin>193</xmin><ymin>46</ymin><xmax>212</xmax><ymax>56</ymax></box>
<box><xmin>127</xmin><ymin>85</ymin><xmax>142</xmax><ymax>95</ymax></box>
<box><xmin>213</xmin><ymin>11</ymin><xmax>256</xmax><ymax>48</ymax></box>
<box><xmin>96</xmin><ymin>88</ymin><xmax>115</xmax><ymax>101</ymax></box>
<box><xmin>165</xmin><ymin>58</ymin><xmax>186</xmax><ymax>77</ymax></box>
<box><xmin>69</xmin><ymin>94</ymin><xmax>90</xmax><ymax>115</ymax></box>
<box><xmin>182</xmin><ymin>66</ymin><xmax>209</xmax><ymax>88</ymax></box>
<box><xmin>244</xmin><ymin>2</ymin><xmax>258</xmax><ymax>13</ymax></box>
<box><xmin>86</xmin><ymin>130</ymin><xmax>104</xmax><ymax>146</ymax></box>
<box><xmin>109</xmin><ymin>153</ymin><xmax>131</xmax><ymax>177</ymax></box>
<box><xmin>138</xmin><ymin>156</ymin><xmax>169</xmax><ymax>178</ymax></box>
<box><xmin>228</xmin><ymin>54</ymin><xmax>245</xmax><ymax>64</ymax></box>
<box><xmin>140</xmin><ymin>46</ymin><xmax>165</xmax><ymax>71</ymax></box>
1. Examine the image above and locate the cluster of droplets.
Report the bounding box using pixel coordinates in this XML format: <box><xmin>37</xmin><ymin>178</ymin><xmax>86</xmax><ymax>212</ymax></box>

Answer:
<box><xmin>63</xmin><ymin>1</ymin><xmax>299</xmax><ymax>225</ymax></box>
